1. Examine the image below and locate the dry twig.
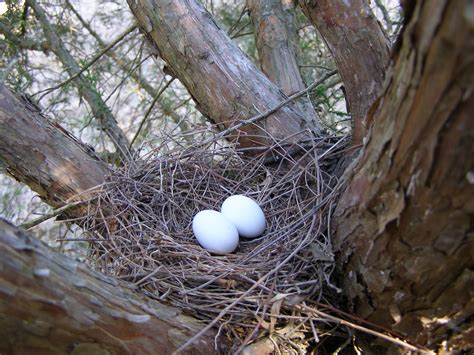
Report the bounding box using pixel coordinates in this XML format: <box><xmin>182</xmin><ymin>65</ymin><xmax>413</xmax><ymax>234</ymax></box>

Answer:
<box><xmin>73</xmin><ymin>126</ymin><xmax>350</xmax><ymax>352</ymax></box>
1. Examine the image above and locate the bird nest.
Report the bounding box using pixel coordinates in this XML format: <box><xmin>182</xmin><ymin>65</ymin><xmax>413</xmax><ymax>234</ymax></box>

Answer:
<box><xmin>78</xmin><ymin>128</ymin><xmax>347</xmax><ymax>349</ymax></box>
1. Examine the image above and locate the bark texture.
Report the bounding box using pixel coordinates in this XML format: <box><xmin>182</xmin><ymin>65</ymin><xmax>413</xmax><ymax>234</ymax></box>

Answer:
<box><xmin>127</xmin><ymin>0</ymin><xmax>314</xmax><ymax>150</ymax></box>
<box><xmin>299</xmin><ymin>0</ymin><xmax>390</xmax><ymax>145</ymax></box>
<box><xmin>0</xmin><ymin>219</ymin><xmax>221</xmax><ymax>354</ymax></box>
<box><xmin>27</xmin><ymin>0</ymin><xmax>130</xmax><ymax>159</ymax></box>
<box><xmin>0</xmin><ymin>84</ymin><xmax>109</xmax><ymax>211</ymax></box>
<box><xmin>334</xmin><ymin>1</ymin><xmax>473</xmax><ymax>350</ymax></box>
<box><xmin>247</xmin><ymin>0</ymin><xmax>320</xmax><ymax>131</ymax></box>
<box><xmin>0</xmin><ymin>85</ymin><xmax>222</xmax><ymax>352</ymax></box>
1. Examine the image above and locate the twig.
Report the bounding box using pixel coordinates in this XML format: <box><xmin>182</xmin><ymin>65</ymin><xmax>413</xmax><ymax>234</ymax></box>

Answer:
<box><xmin>173</xmin><ymin>214</ymin><xmax>319</xmax><ymax>354</ymax></box>
<box><xmin>103</xmin><ymin>54</ymin><xmax>152</xmax><ymax>104</ymax></box>
<box><xmin>129</xmin><ymin>77</ymin><xmax>176</xmax><ymax>149</ymax></box>
<box><xmin>27</xmin><ymin>0</ymin><xmax>131</xmax><ymax>159</ymax></box>
<box><xmin>298</xmin><ymin>304</ymin><xmax>433</xmax><ymax>354</ymax></box>
<box><xmin>374</xmin><ymin>0</ymin><xmax>393</xmax><ymax>33</ymax></box>
<box><xmin>0</xmin><ymin>20</ymin><xmax>43</xmax><ymax>51</ymax></box>
<box><xmin>20</xmin><ymin>200</ymin><xmax>85</xmax><ymax>230</ymax></box>
<box><xmin>185</xmin><ymin>69</ymin><xmax>338</xmax><ymax>155</ymax></box>
<box><xmin>227</xmin><ymin>5</ymin><xmax>248</xmax><ymax>36</ymax></box>
<box><xmin>66</xmin><ymin>0</ymin><xmax>190</xmax><ymax>133</ymax></box>
<box><xmin>34</xmin><ymin>24</ymin><xmax>136</xmax><ymax>98</ymax></box>
<box><xmin>231</xmin><ymin>31</ymin><xmax>253</xmax><ymax>39</ymax></box>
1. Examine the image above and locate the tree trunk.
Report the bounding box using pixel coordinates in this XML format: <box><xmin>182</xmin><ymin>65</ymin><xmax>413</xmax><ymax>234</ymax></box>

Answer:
<box><xmin>0</xmin><ymin>84</ymin><xmax>222</xmax><ymax>352</ymax></box>
<box><xmin>127</xmin><ymin>0</ymin><xmax>315</xmax><ymax>150</ymax></box>
<box><xmin>27</xmin><ymin>0</ymin><xmax>131</xmax><ymax>160</ymax></box>
<box><xmin>247</xmin><ymin>0</ymin><xmax>320</xmax><ymax>131</ymax></box>
<box><xmin>333</xmin><ymin>1</ymin><xmax>473</xmax><ymax>350</ymax></box>
<box><xmin>0</xmin><ymin>219</ymin><xmax>221</xmax><ymax>354</ymax></box>
<box><xmin>299</xmin><ymin>0</ymin><xmax>390</xmax><ymax>145</ymax></box>
<box><xmin>1</xmin><ymin>1</ymin><xmax>472</xmax><ymax>352</ymax></box>
<box><xmin>0</xmin><ymin>84</ymin><xmax>109</xmax><ymax>213</ymax></box>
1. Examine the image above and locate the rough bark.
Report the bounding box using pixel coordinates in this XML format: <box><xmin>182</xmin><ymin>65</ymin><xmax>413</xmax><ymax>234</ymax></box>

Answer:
<box><xmin>27</xmin><ymin>0</ymin><xmax>131</xmax><ymax>159</ymax></box>
<box><xmin>334</xmin><ymin>1</ymin><xmax>473</xmax><ymax>350</ymax></box>
<box><xmin>0</xmin><ymin>84</ymin><xmax>110</xmax><ymax>212</ymax></box>
<box><xmin>299</xmin><ymin>0</ymin><xmax>390</xmax><ymax>145</ymax></box>
<box><xmin>127</xmin><ymin>0</ymin><xmax>315</xmax><ymax>150</ymax></box>
<box><xmin>247</xmin><ymin>0</ymin><xmax>320</xmax><ymax>131</ymax></box>
<box><xmin>0</xmin><ymin>219</ymin><xmax>221</xmax><ymax>354</ymax></box>
<box><xmin>0</xmin><ymin>85</ymin><xmax>222</xmax><ymax>352</ymax></box>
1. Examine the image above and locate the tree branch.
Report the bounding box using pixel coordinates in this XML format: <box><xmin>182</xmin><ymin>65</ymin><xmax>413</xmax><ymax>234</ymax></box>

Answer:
<box><xmin>26</xmin><ymin>0</ymin><xmax>131</xmax><ymax>160</ymax></box>
<box><xmin>127</xmin><ymin>0</ymin><xmax>314</xmax><ymax>151</ymax></box>
<box><xmin>248</xmin><ymin>0</ymin><xmax>320</xmax><ymax>131</ymax></box>
<box><xmin>0</xmin><ymin>84</ymin><xmax>110</xmax><ymax>212</ymax></box>
<box><xmin>36</xmin><ymin>24</ymin><xmax>137</xmax><ymax>98</ymax></box>
<box><xmin>0</xmin><ymin>20</ymin><xmax>43</xmax><ymax>51</ymax></box>
<box><xmin>198</xmin><ymin>69</ymin><xmax>337</xmax><ymax>150</ymax></box>
<box><xmin>299</xmin><ymin>0</ymin><xmax>390</xmax><ymax>146</ymax></box>
<box><xmin>0</xmin><ymin>219</ymin><xmax>222</xmax><ymax>354</ymax></box>
<box><xmin>64</xmin><ymin>0</ymin><xmax>191</xmax><ymax>134</ymax></box>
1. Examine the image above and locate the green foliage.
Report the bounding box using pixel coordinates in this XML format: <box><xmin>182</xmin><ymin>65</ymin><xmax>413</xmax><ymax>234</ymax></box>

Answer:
<box><xmin>3</xmin><ymin>1</ymin><xmax>26</xmax><ymax>29</ymax></box>
<box><xmin>0</xmin><ymin>2</ymin><xmax>31</xmax><ymax>90</ymax></box>
<box><xmin>78</xmin><ymin>58</ymin><xmax>103</xmax><ymax>96</ymax></box>
<box><xmin>0</xmin><ymin>184</ymin><xmax>24</xmax><ymax>221</ymax></box>
<box><xmin>212</xmin><ymin>2</ymin><xmax>257</xmax><ymax>61</ymax></box>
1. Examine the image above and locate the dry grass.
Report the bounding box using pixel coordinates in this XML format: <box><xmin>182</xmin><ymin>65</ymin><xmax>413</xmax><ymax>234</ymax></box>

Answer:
<box><xmin>76</xmin><ymin>126</ymin><xmax>350</xmax><ymax>352</ymax></box>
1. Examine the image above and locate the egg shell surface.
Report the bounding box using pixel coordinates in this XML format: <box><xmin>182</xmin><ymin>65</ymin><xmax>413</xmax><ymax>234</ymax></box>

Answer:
<box><xmin>221</xmin><ymin>195</ymin><xmax>266</xmax><ymax>238</ymax></box>
<box><xmin>192</xmin><ymin>210</ymin><xmax>239</xmax><ymax>254</ymax></box>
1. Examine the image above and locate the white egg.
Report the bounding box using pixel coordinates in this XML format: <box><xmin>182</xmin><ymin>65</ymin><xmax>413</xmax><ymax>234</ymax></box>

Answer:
<box><xmin>221</xmin><ymin>195</ymin><xmax>266</xmax><ymax>238</ymax></box>
<box><xmin>192</xmin><ymin>210</ymin><xmax>239</xmax><ymax>254</ymax></box>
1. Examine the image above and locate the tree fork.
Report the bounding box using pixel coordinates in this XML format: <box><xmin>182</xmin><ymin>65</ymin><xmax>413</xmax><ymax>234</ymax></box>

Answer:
<box><xmin>299</xmin><ymin>0</ymin><xmax>390</xmax><ymax>145</ymax></box>
<box><xmin>247</xmin><ymin>0</ymin><xmax>320</xmax><ymax>131</ymax></box>
<box><xmin>127</xmin><ymin>0</ymin><xmax>317</xmax><ymax>150</ymax></box>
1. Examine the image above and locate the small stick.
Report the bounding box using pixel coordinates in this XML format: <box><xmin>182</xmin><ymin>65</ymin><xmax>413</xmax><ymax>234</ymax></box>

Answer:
<box><xmin>213</xmin><ymin>69</ymin><xmax>337</xmax><ymax>139</ymax></box>
<box><xmin>173</xmin><ymin>214</ymin><xmax>319</xmax><ymax>354</ymax></box>
<box><xmin>298</xmin><ymin>304</ymin><xmax>433</xmax><ymax>354</ymax></box>
<box><xmin>181</xmin><ymin>69</ymin><xmax>338</xmax><ymax>158</ymax></box>
<box><xmin>19</xmin><ymin>200</ymin><xmax>85</xmax><ymax>230</ymax></box>
<box><xmin>129</xmin><ymin>77</ymin><xmax>176</xmax><ymax>149</ymax></box>
<box><xmin>34</xmin><ymin>25</ymin><xmax>137</xmax><ymax>99</ymax></box>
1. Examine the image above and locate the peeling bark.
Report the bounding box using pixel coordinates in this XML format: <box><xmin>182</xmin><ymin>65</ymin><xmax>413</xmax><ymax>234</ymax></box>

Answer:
<box><xmin>334</xmin><ymin>1</ymin><xmax>474</xmax><ymax>350</ymax></box>
<box><xmin>248</xmin><ymin>0</ymin><xmax>320</xmax><ymax>131</ymax></box>
<box><xmin>1</xmin><ymin>1</ymin><xmax>472</xmax><ymax>352</ymax></box>
<box><xmin>0</xmin><ymin>84</ymin><xmax>223</xmax><ymax>352</ymax></box>
<box><xmin>0</xmin><ymin>84</ymin><xmax>109</xmax><ymax>212</ymax></box>
<box><xmin>299</xmin><ymin>0</ymin><xmax>390</xmax><ymax>145</ymax></box>
<box><xmin>127</xmin><ymin>0</ymin><xmax>314</xmax><ymax>150</ymax></box>
<box><xmin>0</xmin><ymin>219</ymin><xmax>221</xmax><ymax>354</ymax></box>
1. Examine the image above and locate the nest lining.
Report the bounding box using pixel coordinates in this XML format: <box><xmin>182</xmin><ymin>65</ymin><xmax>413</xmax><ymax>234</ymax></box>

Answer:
<box><xmin>77</xmin><ymin>129</ymin><xmax>345</xmax><ymax>346</ymax></box>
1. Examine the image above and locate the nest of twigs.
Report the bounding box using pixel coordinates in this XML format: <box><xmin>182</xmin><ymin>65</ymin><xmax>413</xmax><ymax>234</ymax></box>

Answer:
<box><xmin>78</xmin><ymin>127</ymin><xmax>347</xmax><ymax>351</ymax></box>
